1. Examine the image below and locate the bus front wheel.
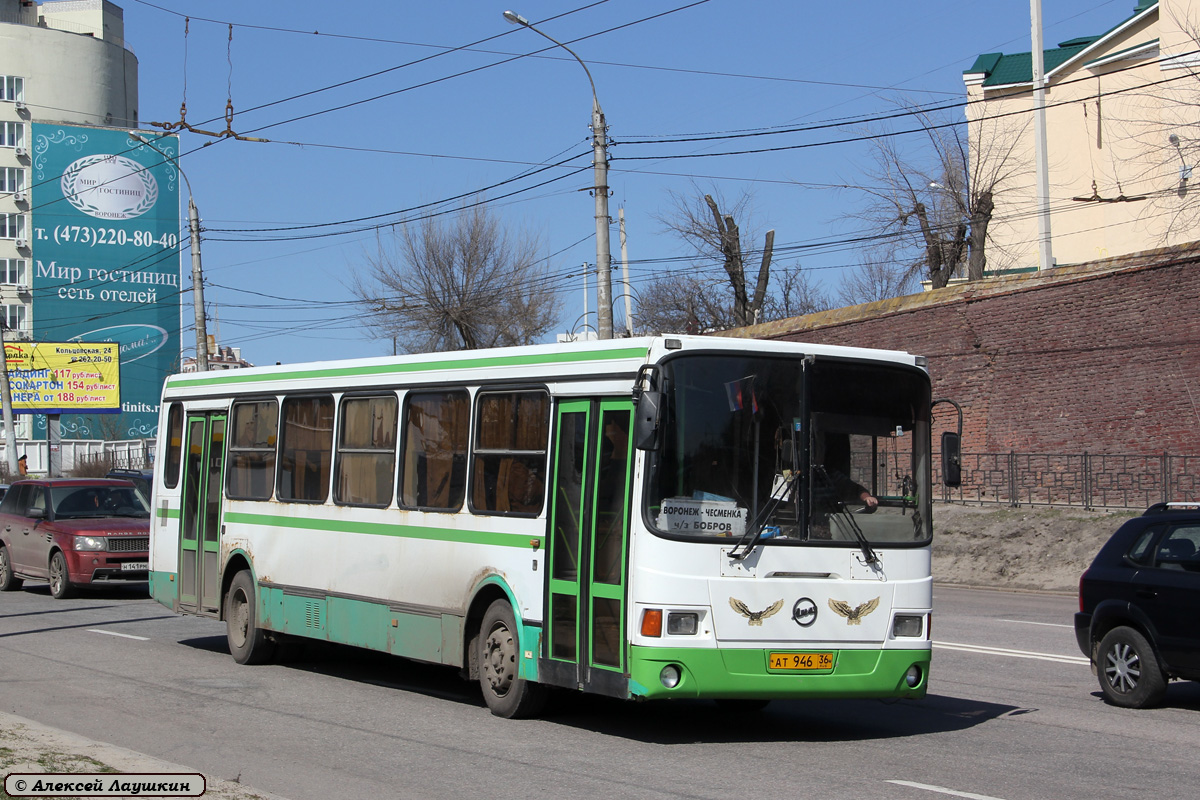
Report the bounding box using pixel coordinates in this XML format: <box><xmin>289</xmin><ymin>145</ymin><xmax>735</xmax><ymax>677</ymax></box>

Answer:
<box><xmin>478</xmin><ymin>599</ymin><xmax>546</xmax><ymax>719</ymax></box>
<box><xmin>225</xmin><ymin>570</ymin><xmax>276</xmax><ymax>665</ymax></box>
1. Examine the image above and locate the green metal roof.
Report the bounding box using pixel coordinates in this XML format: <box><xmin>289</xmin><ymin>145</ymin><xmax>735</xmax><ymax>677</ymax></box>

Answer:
<box><xmin>975</xmin><ymin>40</ymin><xmax>1098</xmax><ymax>86</ymax></box>
<box><xmin>964</xmin><ymin>2</ymin><xmax>1158</xmax><ymax>86</ymax></box>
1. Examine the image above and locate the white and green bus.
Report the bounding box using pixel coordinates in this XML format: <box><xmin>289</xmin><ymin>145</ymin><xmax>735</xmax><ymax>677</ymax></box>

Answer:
<box><xmin>148</xmin><ymin>335</ymin><xmax>959</xmax><ymax>717</ymax></box>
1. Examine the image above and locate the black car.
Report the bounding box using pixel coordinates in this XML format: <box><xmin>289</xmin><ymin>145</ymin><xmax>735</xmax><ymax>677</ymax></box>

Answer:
<box><xmin>1076</xmin><ymin>502</ymin><xmax>1200</xmax><ymax>708</ymax></box>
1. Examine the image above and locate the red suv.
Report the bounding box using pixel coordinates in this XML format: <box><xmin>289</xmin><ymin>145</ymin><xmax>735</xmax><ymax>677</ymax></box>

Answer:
<box><xmin>0</xmin><ymin>478</ymin><xmax>151</xmax><ymax>599</ymax></box>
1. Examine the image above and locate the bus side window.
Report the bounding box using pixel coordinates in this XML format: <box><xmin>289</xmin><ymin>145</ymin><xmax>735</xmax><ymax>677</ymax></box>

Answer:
<box><xmin>471</xmin><ymin>391</ymin><xmax>549</xmax><ymax>516</ymax></box>
<box><xmin>278</xmin><ymin>395</ymin><xmax>335</xmax><ymax>503</ymax></box>
<box><xmin>335</xmin><ymin>394</ymin><xmax>398</xmax><ymax>507</ymax></box>
<box><xmin>227</xmin><ymin>400</ymin><xmax>278</xmax><ymax>500</ymax></box>
<box><xmin>399</xmin><ymin>391</ymin><xmax>469</xmax><ymax>511</ymax></box>
<box><xmin>163</xmin><ymin>403</ymin><xmax>184</xmax><ymax>489</ymax></box>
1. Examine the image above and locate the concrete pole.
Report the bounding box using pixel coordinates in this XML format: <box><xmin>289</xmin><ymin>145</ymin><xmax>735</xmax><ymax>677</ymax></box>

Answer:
<box><xmin>582</xmin><ymin>262</ymin><xmax>590</xmax><ymax>336</ymax></box>
<box><xmin>1031</xmin><ymin>0</ymin><xmax>1054</xmax><ymax>271</ymax></box>
<box><xmin>189</xmin><ymin>197</ymin><xmax>209</xmax><ymax>371</ymax></box>
<box><xmin>619</xmin><ymin>208</ymin><xmax>633</xmax><ymax>336</ymax></box>
<box><xmin>504</xmin><ymin>11</ymin><xmax>612</xmax><ymax>338</ymax></box>
<box><xmin>592</xmin><ymin>101</ymin><xmax>613</xmax><ymax>339</ymax></box>
<box><xmin>0</xmin><ymin>324</ymin><xmax>18</xmax><ymax>474</ymax></box>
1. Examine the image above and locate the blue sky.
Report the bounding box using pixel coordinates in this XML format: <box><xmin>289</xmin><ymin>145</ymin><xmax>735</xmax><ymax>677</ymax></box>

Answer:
<box><xmin>118</xmin><ymin>0</ymin><xmax>1136</xmax><ymax>366</ymax></box>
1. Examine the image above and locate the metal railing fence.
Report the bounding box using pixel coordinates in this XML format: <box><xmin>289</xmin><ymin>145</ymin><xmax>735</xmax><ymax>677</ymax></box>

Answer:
<box><xmin>934</xmin><ymin>451</ymin><xmax>1200</xmax><ymax>510</ymax></box>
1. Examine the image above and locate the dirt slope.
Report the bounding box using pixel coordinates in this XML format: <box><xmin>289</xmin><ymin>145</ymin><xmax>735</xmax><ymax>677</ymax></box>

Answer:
<box><xmin>932</xmin><ymin>502</ymin><xmax>1139</xmax><ymax>593</ymax></box>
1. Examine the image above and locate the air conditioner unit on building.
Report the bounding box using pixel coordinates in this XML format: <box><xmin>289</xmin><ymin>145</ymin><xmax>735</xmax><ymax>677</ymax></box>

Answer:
<box><xmin>13</xmin><ymin>146</ymin><xmax>27</xmax><ymax>157</ymax></box>
<box><xmin>12</xmin><ymin>191</ymin><xmax>25</xmax><ymax>203</ymax></box>
<box><xmin>14</xmin><ymin>101</ymin><xmax>25</xmax><ymax>112</ymax></box>
<box><xmin>14</xmin><ymin>238</ymin><xmax>26</xmax><ymax>249</ymax></box>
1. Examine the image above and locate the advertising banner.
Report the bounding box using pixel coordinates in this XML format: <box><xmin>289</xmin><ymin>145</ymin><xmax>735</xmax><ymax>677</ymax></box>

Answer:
<box><xmin>3</xmin><ymin>341</ymin><xmax>120</xmax><ymax>414</ymax></box>
<box><xmin>30</xmin><ymin>125</ymin><xmax>181</xmax><ymax>439</ymax></box>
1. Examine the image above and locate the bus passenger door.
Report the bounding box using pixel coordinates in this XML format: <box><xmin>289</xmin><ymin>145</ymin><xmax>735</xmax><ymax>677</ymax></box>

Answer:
<box><xmin>545</xmin><ymin>399</ymin><xmax>634</xmax><ymax>697</ymax></box>
<box><xmin>179</xmin><ymin>413</ymin><xmax>227</xmax><ymax>616</ymax></box>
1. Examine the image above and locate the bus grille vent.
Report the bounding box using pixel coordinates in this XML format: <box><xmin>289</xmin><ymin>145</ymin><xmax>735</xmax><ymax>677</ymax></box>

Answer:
<box><xmin>305</xmin><ymin>602</ymin><xmax>322</xmax><ymax>629</ymax></box>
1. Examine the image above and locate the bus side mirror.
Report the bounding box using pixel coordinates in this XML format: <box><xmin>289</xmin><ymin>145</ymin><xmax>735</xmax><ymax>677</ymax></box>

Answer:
<box><xmin>941</xmin><ymin>431</ymin><xmax>962</xmax><ymax>487</ymax></box>
<box><xmin>634</xmin><ymin>391</ymin><xmax>664</xmax><ymax>451</ymax></box>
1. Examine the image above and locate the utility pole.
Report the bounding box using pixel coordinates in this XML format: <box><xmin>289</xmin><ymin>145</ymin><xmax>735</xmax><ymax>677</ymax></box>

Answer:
<box><xmin>504</xmin><ymin>10</ymin><xmax>613</xmax><ymax>339</ymax></box>
<box><xmin>0</xmin><ymin>324</ymin><xmax>18</xmax><ymax>474</ymax></box>
<box><xmin>1031</xmin><ymin>0</ymin><xmax>1054</xmax><ymax>271</ymax></box>
<box><xmin>619</xmin><ymin>208</ymin><xmax>633</xmax><ymax>336</ymax></box>
<box><xmin>133</xmin><ymin>133</ymin><xmax>208</xmax><ymax>371</ymax></box>
<box><xmin>189</xmin><ymin>196</ymin><xmax>209</xmax><ymax>371</ymax></box>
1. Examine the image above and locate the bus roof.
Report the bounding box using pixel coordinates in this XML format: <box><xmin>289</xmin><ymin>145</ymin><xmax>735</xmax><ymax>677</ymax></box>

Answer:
<box><xmin>162</xmin><ymin>335</ymin><xmax>925</xmax><ymax>399</ymax></box>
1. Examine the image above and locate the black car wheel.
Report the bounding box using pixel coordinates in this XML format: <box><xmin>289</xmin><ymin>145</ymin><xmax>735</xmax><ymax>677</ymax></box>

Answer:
<box><xmin>1097</xmin><ymin>626</ymin><xmax>1167</xmax><ymax>708</ymax></box>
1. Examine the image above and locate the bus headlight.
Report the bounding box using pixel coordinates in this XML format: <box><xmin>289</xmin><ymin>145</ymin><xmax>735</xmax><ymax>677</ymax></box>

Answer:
<box><xmin>667</xmin><ymin>612</ymin><xmax>698</xmax><ymax>635</ymax></box>
<box><xmin>892</xmin><ymin>614</ymin><xmax>923</xmax><ymax>638</ymax></box>
<box><xmin>660</xmin><ymin>664</ymin><xmax>682</xmax><ymax>688</ymax></box>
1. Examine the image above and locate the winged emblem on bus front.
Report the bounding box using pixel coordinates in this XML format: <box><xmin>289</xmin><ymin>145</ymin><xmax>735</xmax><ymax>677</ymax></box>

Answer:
<box><xmin>828</xmin><ymin>597</ymin><xmax>880</xmax><ymax>625</ymax></box>
<box><xmin>729</xmin><ymin>597</ymin><xmax>784</xmax><ymax>626</ymax></box>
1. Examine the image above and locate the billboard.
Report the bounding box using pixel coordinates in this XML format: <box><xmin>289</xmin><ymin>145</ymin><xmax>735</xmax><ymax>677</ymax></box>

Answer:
<box><xmin>3</xmin><ymin>341</ymin><xmax>120</xmax><ymax>414</ymax></box>
<box><xmin>30</xmin><ymin>124</ymin><xmax>181</xmax><ymax>439</ymax></box>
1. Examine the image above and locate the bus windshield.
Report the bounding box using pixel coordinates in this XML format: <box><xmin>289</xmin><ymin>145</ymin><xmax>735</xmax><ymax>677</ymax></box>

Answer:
<box><xmin>644</xmin><ymin>354</ymin><xmax>932</xmax><ymax>546</ymax></box>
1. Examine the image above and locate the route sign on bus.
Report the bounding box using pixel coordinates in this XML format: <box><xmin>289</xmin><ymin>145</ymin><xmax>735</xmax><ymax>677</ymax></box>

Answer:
<box><xmin>3</xmin><ymin>341</ymin><xmax>121</xmax><ymax>414</ymax></box>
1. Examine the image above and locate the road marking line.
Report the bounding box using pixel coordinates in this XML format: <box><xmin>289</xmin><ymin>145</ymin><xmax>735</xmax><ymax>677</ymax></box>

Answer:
<box><xmin>887</xmin><ymin>780</ymin><xmax>1008</xmax><ymax>800</ymax></box>
<box><xmin>87</xmin><ymin>628</ymin><xmax>149</xmax><ymax>641</ymax></box>
<box><xmin>998</xmin><ymin>619</ymin><xmax>1073</xmax><ymax>629</ymax></box>
<box><xmin>934</xmin><ymin>641</ymin><xmax>1088</xmax><ymax>665</ymax></box>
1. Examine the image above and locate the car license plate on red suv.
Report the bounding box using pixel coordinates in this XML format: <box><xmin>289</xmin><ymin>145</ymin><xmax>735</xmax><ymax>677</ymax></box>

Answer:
<box><xmin>121</xmin><ymin>561</ymin><xmax>148</xmax><ymax>572</ymax></box>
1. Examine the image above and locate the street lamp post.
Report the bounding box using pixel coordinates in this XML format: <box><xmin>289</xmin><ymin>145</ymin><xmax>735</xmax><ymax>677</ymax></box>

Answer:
<box><xmin>132</xmin><ymin>133</ymin><xmax>208</xmax><ymax>371</ymax></box>
<box><xmin>504</xmin><ymin>10</ymin><xmax>613</xmax><ymax>339</ymax></box>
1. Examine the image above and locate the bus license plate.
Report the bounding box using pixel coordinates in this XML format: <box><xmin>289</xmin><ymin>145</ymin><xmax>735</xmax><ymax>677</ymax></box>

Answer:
<box><xmin>768</xmin><ymin>652</ymin><xmax>833</xmax><ymax>671</ymax></box>
<box><xmin>121</xmin><ymin>561</ymin><xmax>148</xmax><ymax>572</ymax></box>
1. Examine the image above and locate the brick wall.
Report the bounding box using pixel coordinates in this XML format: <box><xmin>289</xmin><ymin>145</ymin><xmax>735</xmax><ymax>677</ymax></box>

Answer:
<box><xmin>725</xmin><ymin>243</ymin><xmax>1200</xmax><ymax>456</ymax></box>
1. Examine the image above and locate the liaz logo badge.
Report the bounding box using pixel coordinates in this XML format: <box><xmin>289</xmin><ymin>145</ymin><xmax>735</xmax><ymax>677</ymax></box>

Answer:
<box><xmin>729</xmin><ymin>597</ymin><xmax>783</xmax><ymax>626</ymax></box>
<box><xmin>791</xmin><ymin>597</ymin><xmax>818</xmax><ymax>627</ymax></box>
<box><xmin>61</xmin><ymin>154</ymin><xmax>159</xmax><ymax>220</ymax></box>
<box><xmin>828</xmin><ymin>597</ymin><xmax>880</xmax><ymax>625</ymax></box>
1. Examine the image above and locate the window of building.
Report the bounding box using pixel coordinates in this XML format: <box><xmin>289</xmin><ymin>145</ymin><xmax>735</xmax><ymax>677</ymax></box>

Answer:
<box><xmin>0</xmin><ymin>214</ymin><xmax>25</xmax><ymax>240</ymax></box>
<box><xmin>163</xmin><ymin>404</ymin><xmax>184</xmax><ymax>490</ymax></box>
<box><xmin>0</xmin><ymin>168</ymin><xmax>24</xmax><ymax>195</ymax></box>
<box><xmin>3</xmin><ymin>304</ymin><xmax>26</xmax><ymax>332</ymax></box>
<box><xmin>471</xmin><ymin>391</ymin><xmax>549</xmax><ymax>515</ymax></box>
<box><xmin>0</xmin><ymin>122</ymin><xmax>23</xmax><ymax>149</ymax></box>
<box><xmin>399</xmin><ymin>390</ymin><xmax>469</xmax><ymax>511</ymax></box>
<box><xmin>1</xmin><ymin>76</ymin><xmax>23</xmax><ymax>103</ymax></box>
<box><xmin>278</xmin><ymin>395</ymin><xmax>334</xmax><ymax>503</ymax></box>
<box><xmin>335</xmin><ymin>394</ymin><xmax>397</xmax><ymax>507</ymax></box>
<box><xmin>0</xmin><ymin>259</ymin><xmax>25</xmax><ymax>286</ymax></box>
<box><xmin>227</xmin><ymin>400</ymin><xmax>278</xmax><ymax>500</ymax></box>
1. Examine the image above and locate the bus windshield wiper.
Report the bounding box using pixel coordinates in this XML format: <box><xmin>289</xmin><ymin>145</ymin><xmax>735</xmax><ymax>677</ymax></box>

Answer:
<box><xmin>729</xmin><ymin>470</ymin><xmax>800</xmax><ymax>561</ymax></box>
<box><xmin>813</xmin><ymin>466</ymin><xmax>879</xmax><ymax>566</ymax></box>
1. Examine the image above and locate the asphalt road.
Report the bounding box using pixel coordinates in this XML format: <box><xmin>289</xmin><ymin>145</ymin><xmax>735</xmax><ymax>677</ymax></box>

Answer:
<box><xmin>2</xmin><ymin>582</ymin><xmax>1198</xmax><ymax>800</ymax></box>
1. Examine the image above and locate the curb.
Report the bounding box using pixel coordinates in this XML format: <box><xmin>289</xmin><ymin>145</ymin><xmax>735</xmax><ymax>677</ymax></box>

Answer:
<box><xmin>0</xmin><ymin>712</ymin><xmax>289</xmax><ymax>800</ymax></box>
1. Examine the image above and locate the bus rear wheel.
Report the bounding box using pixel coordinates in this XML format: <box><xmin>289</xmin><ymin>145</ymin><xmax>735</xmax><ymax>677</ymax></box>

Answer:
<box><xmin>225</xmin><ymin>570</ymin><xmax>276</xmax><ymax>665</ymax></box>
<box><xmin>478</xmin><ymin>599</ymin><xmax>546</xmax><ymax>719</ymax></box>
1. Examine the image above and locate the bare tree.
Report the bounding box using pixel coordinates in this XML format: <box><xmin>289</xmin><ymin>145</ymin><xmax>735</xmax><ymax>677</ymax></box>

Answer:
<box><xmin>656</xmin><ymin>188</ymin><xmax>780</xmax><ymax>327</ymax></box>
<box><xmin>839</xmin><ymin>244</ymin><xmax>921</xmax><ymax>306</ymax></box>
<box><xmin>635</xmin><ymin>260</ymin><xmax>830</xmax><ymax>335</ymax></box>
<box><xmin>849</xmin><ymin>104</ymin><xmax>1026</xmax><ymax>290</ymax></box>
<box><xmin>1101</xmin><ymin>7</ymin><xmax>1200</xmax><ymax>243</ymax></box>
<box><xmin>635</xmin><ymin>273</ymin><xmax>734</xmax><ymax>335</ymax></box>
<box><xmin>350</xmin><ymin>203</ymin><xmax>561</xmax><ymax>353</ymax></box>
